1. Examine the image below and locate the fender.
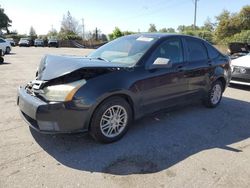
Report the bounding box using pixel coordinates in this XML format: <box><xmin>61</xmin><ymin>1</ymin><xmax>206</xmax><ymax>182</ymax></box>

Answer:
<box><xmin>210</xmin><ymin>64</ymin><xmax>231</xmax><ymax>90</ymax></box>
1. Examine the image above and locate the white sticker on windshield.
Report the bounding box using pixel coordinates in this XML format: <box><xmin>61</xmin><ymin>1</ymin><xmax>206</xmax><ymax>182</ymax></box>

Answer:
<box><xmin>136</xmin><ymin>36</ymin><xmax>154</xmax><ymax>42</ymax></box>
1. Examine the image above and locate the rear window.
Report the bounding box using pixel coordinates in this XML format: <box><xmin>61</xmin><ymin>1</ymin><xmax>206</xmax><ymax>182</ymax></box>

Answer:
<box><xmin>186</xmin><ymin>38</ymin><xmax>208</xmax><ymax>61</ymax></box>
<box><xmin>205</xmin><ymin>43</ymin><xmax>221</xmax><ymax>59</ymax></box>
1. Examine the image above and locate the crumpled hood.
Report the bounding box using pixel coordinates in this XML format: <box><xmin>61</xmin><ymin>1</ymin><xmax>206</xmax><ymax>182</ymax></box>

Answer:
<box><xmin>232</xmin><ymin>54</ymin><xmax>250</xmax><ymax>68</ymax></box>
<box><xmin>37</xmin><ymin>55</ymin><xmax>130</xmax><ymax>80</ymax></box>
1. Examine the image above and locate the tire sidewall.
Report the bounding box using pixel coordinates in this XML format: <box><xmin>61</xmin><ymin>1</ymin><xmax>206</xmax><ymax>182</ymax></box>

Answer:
<box><xmin>207</xmin><ymin>81</ymin><xmax>223</xmax><ymax>108</ymax></box>
<box><xmin>90</xmin><ymin>97</ymin><xmax>132</xmax><ymax>143</ymax></box>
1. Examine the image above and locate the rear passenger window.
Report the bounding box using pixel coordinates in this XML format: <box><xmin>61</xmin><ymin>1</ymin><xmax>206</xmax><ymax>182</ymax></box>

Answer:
<box><xmin>186</xmin><ymin>38</ymin><xmax>208</xmax><ymax>61</ymax></box>
<box><xmin>205</xmin><ymin>43</ymin><xmax>220</xmax><ymax>59</ymax></box>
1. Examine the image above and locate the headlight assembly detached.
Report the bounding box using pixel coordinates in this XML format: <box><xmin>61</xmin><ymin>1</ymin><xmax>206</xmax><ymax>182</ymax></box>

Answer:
<box><xmin>43</xmin><ymin>79</ymin><xmax>86</xmax><ymax>102</ymax></box>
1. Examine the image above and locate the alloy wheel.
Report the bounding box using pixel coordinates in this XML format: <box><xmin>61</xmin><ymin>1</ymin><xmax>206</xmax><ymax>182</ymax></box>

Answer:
<box><xmin>210</xmin><ymin>84</ymin><xmax>222</xmax><ymax>105</ymax></box>
<box><xmin>100</xmin><ymin>105</ymin><xmax>128</xmax><ymax>138</ymax></box>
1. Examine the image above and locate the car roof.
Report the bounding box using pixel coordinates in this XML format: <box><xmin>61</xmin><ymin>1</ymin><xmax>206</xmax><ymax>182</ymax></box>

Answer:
<box><xmin>129</xmin><ymin>33</ymin><xmax>206</xmax><ymax>41</ymax></box>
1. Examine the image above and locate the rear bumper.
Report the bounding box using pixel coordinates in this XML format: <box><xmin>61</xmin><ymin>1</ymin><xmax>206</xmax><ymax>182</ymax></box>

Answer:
<box><xmin>17</xmin><ymin>86</ymin><xmax>90</xmax><ymax>134</ymax></box>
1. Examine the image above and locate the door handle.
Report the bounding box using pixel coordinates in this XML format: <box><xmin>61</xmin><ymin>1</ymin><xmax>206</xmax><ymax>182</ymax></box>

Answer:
<box><xmin>208</xmin><ymin>60</ymin><xmax>213</xmax><ymax>66</ymax></box>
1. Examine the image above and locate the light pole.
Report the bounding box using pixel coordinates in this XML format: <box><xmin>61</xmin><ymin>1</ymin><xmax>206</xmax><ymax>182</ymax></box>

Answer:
<box><xmin>193</xmin><ymin>0</ymin><xmax>199</xmax><ymax>29</ymax></box>
<box><xmin>82</xmin><ymin>18</ymin><xmax>85</xmax><ymax>40</ymax></box>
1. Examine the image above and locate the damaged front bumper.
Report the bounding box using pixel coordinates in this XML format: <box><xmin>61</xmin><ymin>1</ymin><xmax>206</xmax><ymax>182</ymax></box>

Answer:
<box><xmin>17</xmin><ymin>86</ymin><xmax>90</xmax><ymax>133</ymax></box>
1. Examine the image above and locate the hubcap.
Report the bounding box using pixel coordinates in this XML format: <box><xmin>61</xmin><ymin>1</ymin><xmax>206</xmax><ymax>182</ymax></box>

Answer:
<box><xmin>100</xmin><ymin>105</ymin><xmax>128</xmax><ymax>138</ymax></box>
<box><xmin>210</xmin><ymin>84</ymin><xmax>222</xmax><ymax>105</ymax></box>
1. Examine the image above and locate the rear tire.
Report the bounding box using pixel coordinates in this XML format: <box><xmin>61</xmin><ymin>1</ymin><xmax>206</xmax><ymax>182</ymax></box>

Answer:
<box><xmin>90</xmin><ymin>97</ymin><xmax>132</xmax><ymax>143</ymax></box>
<box><xmin>203</xmin><ymin>80</ymin><xmax>223</xmax><ymax>108</ymax></box>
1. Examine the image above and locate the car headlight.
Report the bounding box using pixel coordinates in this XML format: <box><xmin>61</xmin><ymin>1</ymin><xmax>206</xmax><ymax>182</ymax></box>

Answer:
<box><xmin>240</xmin><ymin>67</ymin><xmax>246</xmax><ymax>74</ymax></box>
<box><xmin>43</xmin><ymin>79</ymin><xmax>86</xmax><ymax>102</ymax></box>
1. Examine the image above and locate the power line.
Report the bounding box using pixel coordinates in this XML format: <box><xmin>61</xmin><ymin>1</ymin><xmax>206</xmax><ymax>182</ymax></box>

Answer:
<box><xmin>119</xmin><ymin>0</ymin><xmax>189</xmax><ymax>23</ymax></box>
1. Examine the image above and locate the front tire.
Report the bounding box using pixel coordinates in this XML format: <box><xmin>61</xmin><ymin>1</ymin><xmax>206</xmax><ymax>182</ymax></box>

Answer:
<box><xmin>90</xmin><ymin>97</ymin><xmax>132</xmax><ymax>143</ymax></box>
<box><xmin>204</xmin><ymin>80</ymin><xmax>223</xmax><ymax>108</ymax></box>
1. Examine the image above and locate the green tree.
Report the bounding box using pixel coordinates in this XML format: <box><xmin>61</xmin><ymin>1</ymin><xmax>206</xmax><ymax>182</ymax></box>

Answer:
<box><xmin>177</xmin><ymin>25</ymin><xmax>199</xmax><ymax>33</ymax></box>
<box><xmin>214</xmin><ymin>6</ymin><xmax>250</xmax><ymax>43</ymax></box>
<box><xmin>0</xmin><ymin>6</ymin><xmax>12</xmax><ymax>34</ymax></box>
<box><xmin>201</xmin><ymin>18</ymin><xmax>215</xmax><ymax>32</ymax></box>
<box><xmin>47</xmin><ymin>28</ymin><xmax>58</xmax><ymax>39</ymax></box>
<box><xmin>123</xmin><ymin>31</ymin><xmax>135</xmax><ymax>36</ymax></box>
<box><xmin>159</xmin><ymin>27</ymin><xmax>176</xmax><ymax>33</ymax></box>
<box><xmin>230</xmin><ymin>30</ymin><xmax>250</xmax><ymax>43</ymax></box>
<box><xmin>238</xmin><ymin>5</ymin><xmax>250</xmax><ymax>30</ymax></box>
<box><xmin>214</xmin><ymin>10</ymin><xmax>240</xmax><ymax>42</ymax></box>
<box><xmin>148</xmin><ymin>24</ymin><xmax>157</xmax><ymax>32</ymax></box>
<box><xmin>109</xmin><ymin>27</ymin><xmax>123</xmax><ymax>40</ymax></box>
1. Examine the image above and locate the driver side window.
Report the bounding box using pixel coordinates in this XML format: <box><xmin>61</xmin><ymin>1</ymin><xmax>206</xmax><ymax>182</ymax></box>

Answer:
<box><xmin>150</xmin><ymin>38</ymin><xmax>184</xmax><ymax>64</ymax></box>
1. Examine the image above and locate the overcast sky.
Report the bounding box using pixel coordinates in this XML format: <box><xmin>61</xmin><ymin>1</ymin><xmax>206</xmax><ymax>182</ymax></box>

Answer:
<box><xmin>1</xmin><ymin>0</ymin><xmax>249</xmax><ymax>35</ymax></box>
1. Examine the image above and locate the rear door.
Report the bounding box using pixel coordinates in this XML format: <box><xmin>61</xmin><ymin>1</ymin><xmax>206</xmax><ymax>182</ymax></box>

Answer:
<box><xmin>183</xmin><ymin>37</ymin><xmax>212</xmax><ymax>95</ymax></box>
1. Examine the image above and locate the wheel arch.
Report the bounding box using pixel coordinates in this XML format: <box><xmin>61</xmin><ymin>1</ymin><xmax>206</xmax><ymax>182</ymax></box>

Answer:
<box><xmin>215</xmin><ymin>76</ymin><xmax>226</xmax><ymax>92</ymax></box>
<box><xmin>87</xmin><ymin>92</ymin><xmax>136</xmax><ymax>130</ymax></box>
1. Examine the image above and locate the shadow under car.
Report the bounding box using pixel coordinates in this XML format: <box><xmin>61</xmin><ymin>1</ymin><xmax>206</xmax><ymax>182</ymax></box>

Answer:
<box><xmin>30</xmin><ymin>97</ymin><xmax>250</xmax><ymax>175</ymax></box>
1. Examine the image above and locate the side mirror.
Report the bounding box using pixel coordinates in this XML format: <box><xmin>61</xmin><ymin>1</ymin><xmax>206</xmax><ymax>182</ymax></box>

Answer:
<box><xmin>148</xmin><ymin>57</ymin><xmax>172</xmax><ymax>70</ymax></box>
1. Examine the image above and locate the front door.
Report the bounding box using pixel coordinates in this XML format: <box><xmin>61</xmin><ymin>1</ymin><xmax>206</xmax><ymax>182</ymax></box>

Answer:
<box><xmin>137</xmin><ymin>37</ymin><xmax>189</xmax><ymax>114</ymax></box>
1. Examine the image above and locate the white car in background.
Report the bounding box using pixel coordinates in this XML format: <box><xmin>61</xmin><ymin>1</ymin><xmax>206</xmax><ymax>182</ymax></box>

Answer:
<box><xmin>0</xmin><ymin>38</ymin><xmax>12</xmax><ymax>54</ymax></box>
<box><xmin>231</xmin><ymin>53</ymin><xmax>250</xmax><ymax>86</ymax></box>
<box><xmin>18</xmin><ymin>38</ymin><xmax>30</xmax><ymax>47</ymax></box>
<box><xmin>5</xmin><ymin>38</ymin><xmax>16</xmax><ymax>46</ymax></box>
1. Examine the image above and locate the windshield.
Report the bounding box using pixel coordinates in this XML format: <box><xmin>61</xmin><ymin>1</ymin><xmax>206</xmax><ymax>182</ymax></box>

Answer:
<box><xmin>88</xmin><ymin>35</ymin><xmax>157</xmax><ymax>66</ymax></box>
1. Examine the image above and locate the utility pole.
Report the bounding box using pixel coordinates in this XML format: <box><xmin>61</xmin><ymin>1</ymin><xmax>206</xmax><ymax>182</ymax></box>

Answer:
<box><xmin>193</xmin><ymin>0</ymin><xmax>199</xmax><ymax>29</ymax></box>
<box><xmin>95</xmin><ymin>27</ymin><xmax>98</xmax><ymax>41</ymax></box>
<box><xmin>82</xmin><ymin>18</ymin><xmax>85</xmax><ymax>40</ymax></box>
